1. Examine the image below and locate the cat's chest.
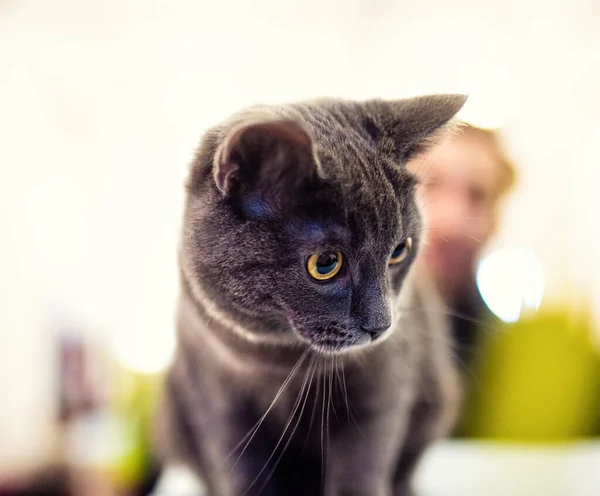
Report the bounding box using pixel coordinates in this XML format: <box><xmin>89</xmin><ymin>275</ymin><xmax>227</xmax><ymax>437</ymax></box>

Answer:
<box><xmin>249</xmin><ymin>347</ymin><xmax>415</xmax><ymax>435</ymax></box>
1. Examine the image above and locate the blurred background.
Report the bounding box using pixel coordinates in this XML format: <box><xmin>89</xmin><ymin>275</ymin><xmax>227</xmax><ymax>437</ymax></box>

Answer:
<box><xmin>1</xmin><ymin>0</ymin><xmax>599</xmax><ymax>495</ymax></box>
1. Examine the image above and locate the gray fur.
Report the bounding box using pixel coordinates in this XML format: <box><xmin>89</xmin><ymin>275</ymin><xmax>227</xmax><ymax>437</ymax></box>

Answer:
<box><xmin>157</xmin><ymin>95</ymin><xmax>466</xmax><ymax>496</ymax></box>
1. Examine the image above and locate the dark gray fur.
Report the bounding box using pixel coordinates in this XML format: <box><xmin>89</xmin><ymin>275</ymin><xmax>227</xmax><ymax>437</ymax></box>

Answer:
<box><xmin>158</xmin><ymin>95</ymin><xmax>467</xmax><ymax>496</ymax></box>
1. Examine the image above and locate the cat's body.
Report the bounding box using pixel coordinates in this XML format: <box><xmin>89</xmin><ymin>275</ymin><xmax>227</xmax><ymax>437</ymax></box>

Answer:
<box><xmin>158</xmin><ymin>96</ymin><xmax>466</xmax><ymax>496</ymax></box>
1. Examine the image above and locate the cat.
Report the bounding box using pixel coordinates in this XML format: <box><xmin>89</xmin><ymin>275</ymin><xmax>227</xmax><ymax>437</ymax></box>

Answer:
<box><xmin>157</xmin><ymin>94</ymin><xmax>467</xmax><ymax>496</ymax></box>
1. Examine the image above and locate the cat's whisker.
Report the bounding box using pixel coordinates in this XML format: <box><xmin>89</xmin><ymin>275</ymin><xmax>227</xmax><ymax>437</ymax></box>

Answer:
<box><xmin>325</xmin><ymin>355</ymin><xmax>333</xmax><ymax>486</ymax></box>
<box><xmin>348</xmin><ymin>407</ymin><xmax>364</xmax><ymax>438</ymax></box>
<box><xmin>338</xmin><ymin>358</ymin><xmax>351</xmax><ymax>424</ymax></box>
<box><xmin>422</xmin><ymin>227</ymin><xmax>484</xmax><ymax>245</ymax></box>
<box><xmin>389</xmin><ymin>332</ymin><xmax>411</xmax><ymax>380</ymax></box>
<box><xmin>242</xmin><ymin>352</ymin><xmax>310</xmax><ymax>496</ymax></box>
<box><xmin>412</xmin><ymin>132</ymin><xmax>462</xmax><ymax>188</ymax></box>
<box><xmin>412</xmin><ymin>151</ymin><xmax>437</xmax><ymax>184</ymax></box>
<box><xmin>411</xmin><ymin>152</ymin><xmax>430</xmax><ymax>179</ymax></box>
<box><xmin>423</xmin><ymin>218</ymin><xmax>485</xmax><ymax>228</ymax></box>
<box><xmin>227</xmin><ymin>347</ymin><xmax>309</xmax><ymax>470</ymax></box>
<box><xmin>413</xmin><ymin>198</ymin><xmax>436</xmax><ymax>215</ymax></box>
<box><xmin>445</xmin><ymin>348</ymin><xmax>478</xmax><ymax>382</ymax></box>
<box><xmin>441</xmin><ymin>309</ymin><xmax>506</xmax><ymax>333</ymax></box>
<box><xmin>320</xmin><ymin>360</ymin><xmax>327</xmax><ymax>492</ymax></box>
<box><xmin>329</xmin><ymin>357</ymin><xmax>364</xmax><ymax>437</ymax></box>
<box><xmin>302</xmin><ymin>356</ymin><xmax>321</xmax><ymax>454</ymax></box>
<box><xmin>257</xmin><ymin>356</ymin><xmax>318</xmax><ymax>495</ymax></box>
<box><xmin>252</xmin><ymin>356</ymin><xmax>316</xmax><ymax>496</ymax></box>
<box><xmin>414</xmin><ymin>187</ymin><xmax>433</xmax><ymax>208</ymax></box>
<box><xmin>396</xmin><ymin>305</ymin><xmax>506</xmax><ymax>334</ymax></box>
<box><xmin>447</xmin><ymin>339</ymin><xmax>479</xmax><ymax>353</ymax></box>
<box><xmin>417</xmin><ymin>221</ymin><xmax>485</xmax><ymax>245</ymax></box>
<box><xmin>334</xmin><ymin>356</ymin><xmax>349</xmax><ymax>425</ymax></box>
<box><xmin>458</xmin><ymin>232</ymin><xmax>483</xmax><ymax>245</ymax></box>
<box><xmin>329</xmin><ymin>355</ymin><xmax>337</xmax><ymax>420</ymax></box>
<box><xmin>422</xmin><ymin>233</ymin><xmax>451</xmax><ymax>243</ymax></box>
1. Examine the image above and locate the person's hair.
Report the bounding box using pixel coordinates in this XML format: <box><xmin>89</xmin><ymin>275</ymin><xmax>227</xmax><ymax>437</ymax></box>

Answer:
<box><xmin>459</xmin><ymin>123</ymin><xmax>516</xmax><ymax>201</ymax></box>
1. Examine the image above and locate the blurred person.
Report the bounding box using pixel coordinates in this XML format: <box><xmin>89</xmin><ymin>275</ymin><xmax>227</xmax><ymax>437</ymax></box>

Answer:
<box><xmin>408</xmin><ymin>124</ymin><xmax>516</xmax><ymax>366</ymax></box>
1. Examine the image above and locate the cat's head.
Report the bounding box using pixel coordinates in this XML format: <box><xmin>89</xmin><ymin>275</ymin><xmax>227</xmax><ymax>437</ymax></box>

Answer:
<box><xmin>182</xmin><ymin>95</ymin><xmax>466</xmax><ymax>353</ymax></box>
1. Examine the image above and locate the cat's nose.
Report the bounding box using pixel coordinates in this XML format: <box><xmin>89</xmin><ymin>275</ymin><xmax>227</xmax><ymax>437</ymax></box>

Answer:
<box><xmin>361</xmin><ymin>324</ymin><xmax>390</xmax><ymax>341</ymax></box>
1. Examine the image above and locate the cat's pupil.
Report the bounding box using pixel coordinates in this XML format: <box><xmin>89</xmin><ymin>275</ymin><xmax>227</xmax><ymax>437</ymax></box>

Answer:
<box><xmin>392</xmin><ymin>243</ymin><xmax>405</xmax><ymax>257</ymax></box>
<box><xmin>316</xmin><ymin>252</ymin><xmax>338</xmax><ymax>273</ymax></box>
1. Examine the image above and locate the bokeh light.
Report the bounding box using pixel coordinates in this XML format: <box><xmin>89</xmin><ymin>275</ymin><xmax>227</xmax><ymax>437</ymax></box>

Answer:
<box><xmin>114</xmin><ymin>323</ymin><xmax>175</xmax><ymax>375</ymax></box>
<box><xmin>476</xmin><ymin>248</ymin><xmax>545</xmax><ymax>323</ymax></box>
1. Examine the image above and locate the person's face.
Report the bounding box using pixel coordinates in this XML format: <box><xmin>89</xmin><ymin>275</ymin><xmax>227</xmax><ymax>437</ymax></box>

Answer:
<box><xmin>408</xmin><ymin>134</ymin><xmax>501</xmax><ymax>287</ymax></box>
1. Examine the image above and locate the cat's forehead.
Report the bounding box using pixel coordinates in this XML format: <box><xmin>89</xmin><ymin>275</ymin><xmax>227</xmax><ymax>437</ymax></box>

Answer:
<box><xmin>288</xmin><ymin>196</ymin><xmax>405</xmax><ymax>256</ymax></box>
<box><xmin>303</xmin><ymin>108</ymin><xmax>414</xmax><ymax>248</ymax></box>
<box><xmin>296</xmin><ymin>102</ymin><xmax>414</xmax><ymax>193</ymax></box>
<box><xmin>290</xmin><ymin>162</ymin><xmax>412</xmax><ymax>253</ymax></box>
<box><xmin>337</xmin><ymin>175</ymin><xmax>407</xmax><ymax>251</ymax></box>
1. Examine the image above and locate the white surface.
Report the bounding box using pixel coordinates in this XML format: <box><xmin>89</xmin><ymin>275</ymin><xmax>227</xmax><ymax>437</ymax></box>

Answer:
<box><xmin>415</xmin><ymin>441</ymin><xmax>600</xmax><ymax>496</ymax></box>
<box><xmin>152</xmin><ymin>465</ymin><xmax>207</xmax><ymax>496</ymax></box>
<box><xmin>152</xmin><ymin>441</ymin><xmax>600</xmax><ymax>496</ymax></box>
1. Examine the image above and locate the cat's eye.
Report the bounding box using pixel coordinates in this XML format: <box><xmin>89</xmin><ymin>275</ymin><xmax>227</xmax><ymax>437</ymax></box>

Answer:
<box><xmin>389</xmin><ymin>238</ymin><xmax>412</xmax><ymax>265</ymax></box>
<box><xmin>307</xmin><ymin>251</ymin><xmax>343</xmax><ymax>281</ymax></box>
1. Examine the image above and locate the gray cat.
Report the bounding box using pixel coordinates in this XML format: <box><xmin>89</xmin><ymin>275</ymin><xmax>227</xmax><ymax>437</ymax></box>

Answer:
<box><xmin>157</xmin><ymin>94</ymin><xmax>467</xmax><ymax>496</ymax></box>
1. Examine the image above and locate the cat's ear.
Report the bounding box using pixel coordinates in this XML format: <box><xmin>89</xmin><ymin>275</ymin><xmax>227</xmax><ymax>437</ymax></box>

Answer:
<box><xmin>365</xmin><ymin>94</ymin><xmax>468</xmax><ymax>161</ymax></box>
<box><xmin>213</xmin><ymin>117</ymin><xmax>320</xmax><ymax>197</ymax></box>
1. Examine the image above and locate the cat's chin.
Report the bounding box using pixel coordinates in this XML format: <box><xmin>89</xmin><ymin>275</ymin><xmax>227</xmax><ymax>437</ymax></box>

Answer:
<box><xmin>286</xmin><ymin>317</ymin><xmax>393</xmax><ymax>355</ymax></box>
<box><xmin>305</xmin><ymin>329</ymin><xmax>392</xmax><ymax>355</ymax></box>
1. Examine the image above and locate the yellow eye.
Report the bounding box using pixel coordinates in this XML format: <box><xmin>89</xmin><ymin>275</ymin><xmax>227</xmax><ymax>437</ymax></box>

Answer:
<box><xmin>389</xmin><ymin>238</ymin><xmax>412</xmax><ymax>265</ymax></box>
<box><xmin>307</xmin><ymin>251</ymin><xmax>343</xmax><ymax>280</ymax></box>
